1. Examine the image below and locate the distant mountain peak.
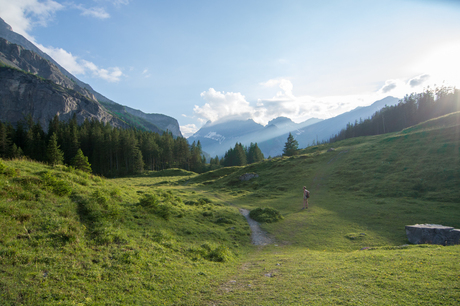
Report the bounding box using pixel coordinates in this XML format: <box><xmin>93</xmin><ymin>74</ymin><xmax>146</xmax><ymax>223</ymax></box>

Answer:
<box><xmin>267</xmin><ymin>116</ymin><xmax>294</xmax><ymax>126</ymax></box>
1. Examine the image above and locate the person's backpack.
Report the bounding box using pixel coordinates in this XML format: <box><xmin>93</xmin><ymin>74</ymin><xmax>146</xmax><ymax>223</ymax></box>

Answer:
<box><xmin>306</xmin><ymin>190</ymin><xmax>310</xmax><ymax>198</ymax></box>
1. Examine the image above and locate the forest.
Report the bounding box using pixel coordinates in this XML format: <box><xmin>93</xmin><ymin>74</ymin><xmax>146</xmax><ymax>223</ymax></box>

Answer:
<box><xmin>329</xmin><ymin>86</ymin><xmax>460</xmax><ymax>142</ymax></box>
<box><xmin>0</xmin><ymin>115</ymin><xmax>206</xmax><ymax>176</ymax></box>
<box><xmin>0</xmin><ymin>114</ymin><xmax>265</xmax><ymax>177</ymax></box>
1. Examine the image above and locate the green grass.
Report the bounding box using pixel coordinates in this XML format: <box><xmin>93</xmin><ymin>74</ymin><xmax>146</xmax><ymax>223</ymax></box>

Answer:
<box><xmin>1</xmin><ymin>112</ymin><xmax>460</xmax><ymax>305</ymax></box>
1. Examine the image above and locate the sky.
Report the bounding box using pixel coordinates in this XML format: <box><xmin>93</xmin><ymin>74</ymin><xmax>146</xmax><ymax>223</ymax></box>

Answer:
<box><xmin>1</xmin><ymin>0</ymin><xmax>460</xmax><ymax>137</ymax></box>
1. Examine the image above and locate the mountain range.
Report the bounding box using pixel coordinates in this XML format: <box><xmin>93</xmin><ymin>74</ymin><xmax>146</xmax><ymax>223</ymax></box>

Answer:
<box><xmin>0</xmin><ymin>17</ymin><xmax>182</xmax><ymax>137</ymax></box>
<box><xmin>0</xmin><ymin>16</ymin><xmax>399</xmax><ymax>156</ymax></box>
<box><xmin>190</xmin><ymin>96</ymin><xmax>399</xmax><ymax>158</ymax></box>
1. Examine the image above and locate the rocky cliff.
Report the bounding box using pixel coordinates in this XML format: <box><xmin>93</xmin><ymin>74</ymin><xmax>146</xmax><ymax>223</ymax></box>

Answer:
<box><xmin>0</xmin><ymin>17</ymin><xmax>182</xmax><ymax>137</ymax></box>
<box><xmin>0</xmin><ymin>66</ymin><xmax>127</xmax><ymax>131</ymax></box>
<box><xmin>0</xmin><ymin>38</ymin><xmax>96</xmax><ymax>101</ymax></box>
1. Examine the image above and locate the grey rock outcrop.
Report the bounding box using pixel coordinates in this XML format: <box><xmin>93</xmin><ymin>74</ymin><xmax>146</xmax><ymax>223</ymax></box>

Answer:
<box><xmin>0</xmin><ymin>38</ymin><xmax>96</xmax><ymax>101</ymax></box>
<box><xmin>405</xmin><ymin>224</ymin><xmax>460</xmax><ymax>246</ymax></box>
<box><xmin>239</xmin><ymin>173</ymin><xmax>259</xmax><ymax>181</ymax></box>
<box><xmin>0</xmin><ymin>66</ymin><xmax>127</xmax><ymax>131</ymax></box>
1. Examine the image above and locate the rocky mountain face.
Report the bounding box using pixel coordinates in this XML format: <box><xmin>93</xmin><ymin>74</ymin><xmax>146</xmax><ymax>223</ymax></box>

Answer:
<box><xmin>0</xmin><ymin>38</ymin><xmax>96</xmax><ymax>101</ymax></box>
<box><xmin>0</xmin><ymin>17</ymin><xmax>182</xmax><ymax>137</ymax></box>
<box><xmin>0</xmin><ymin>66</ymin><xmax>127</xmax><ymax>131</ymax></box>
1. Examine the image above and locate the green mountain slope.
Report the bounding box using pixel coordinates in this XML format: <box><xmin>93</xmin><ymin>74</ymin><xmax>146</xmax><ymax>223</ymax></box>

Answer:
<box><xmin>1</xmin><ymin>112</ymin><xmax>459</xmax><ymax>305</ymax></box>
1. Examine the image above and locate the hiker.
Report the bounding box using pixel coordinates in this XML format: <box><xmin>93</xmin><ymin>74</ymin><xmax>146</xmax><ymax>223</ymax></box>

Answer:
<box><xmin>302</xmin><ymin>186</ymin><xmax>309</xmax><ymax>209</ymax></box>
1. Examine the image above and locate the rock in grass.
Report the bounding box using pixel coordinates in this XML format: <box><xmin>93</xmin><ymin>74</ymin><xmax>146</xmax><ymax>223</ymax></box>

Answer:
<box><xmin>239</xmin><ymin>173</ymin><xmax>259</xmax><ymax>181</ymax></box>
<box><xmin>405</xmin><ymin>224</ymin><xmax>460</xmax><ymax>245</ymax></box>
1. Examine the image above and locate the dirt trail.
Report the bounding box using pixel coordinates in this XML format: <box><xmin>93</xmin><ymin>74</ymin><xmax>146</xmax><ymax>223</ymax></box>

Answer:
<box><xmin>205</xmin><ymin>192</ymin><xmax>274</xmax><ymax>246</ymax></box>
<box><xmin>239</xmin><ymin>208</ymin><xmax>274</xmax><ymax>246</ymax></box>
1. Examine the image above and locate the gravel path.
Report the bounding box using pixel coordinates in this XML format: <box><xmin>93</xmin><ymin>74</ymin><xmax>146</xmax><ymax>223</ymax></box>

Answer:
<box><xmin>239</xmin><ymin>208</ymin><xmax>274</xmax><ymax>246</ymax></box>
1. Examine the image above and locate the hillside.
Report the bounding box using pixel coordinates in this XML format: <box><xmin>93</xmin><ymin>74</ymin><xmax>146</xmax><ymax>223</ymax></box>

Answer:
<box><xmin>1</xmin><ymin>112</ymin><xmax>459</xmax><ymax>305</ymax></box>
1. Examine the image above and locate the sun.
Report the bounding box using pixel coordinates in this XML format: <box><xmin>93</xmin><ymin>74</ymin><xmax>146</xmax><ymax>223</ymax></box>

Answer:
<box><xmin>413</xmin><ymin>42</ymin><xmax>460</xmax><ymax>89</ymax></box>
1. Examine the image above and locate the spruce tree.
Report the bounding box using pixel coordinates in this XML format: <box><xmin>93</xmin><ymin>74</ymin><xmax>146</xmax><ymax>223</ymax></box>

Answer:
<box><xmin>46</xmin><ymin>133</ymin><xmax>64</xmax><ymax>165</ymax></box>
<box><xmin>70</xmin><ymin>149</ymin><xmax>92</xmax><ymax>173</ymax></box>
<box><xmin>283</xmin><ymin>133</ymin><xmax>299</xmax><ymax>156</ymax></box>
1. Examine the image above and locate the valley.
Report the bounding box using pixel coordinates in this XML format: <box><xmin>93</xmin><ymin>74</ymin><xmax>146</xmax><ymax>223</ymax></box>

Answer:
<box><xmin>1</xmin><ymin>112</ymin><xmax>459</xmax><ymax>305</ymax></box>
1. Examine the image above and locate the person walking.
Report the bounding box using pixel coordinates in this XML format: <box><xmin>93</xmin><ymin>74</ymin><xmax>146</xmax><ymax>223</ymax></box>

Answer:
<box><xmin>302</xmin><ymin>186</ymin><xmax>310</xmax><ymax>209</ymax></box>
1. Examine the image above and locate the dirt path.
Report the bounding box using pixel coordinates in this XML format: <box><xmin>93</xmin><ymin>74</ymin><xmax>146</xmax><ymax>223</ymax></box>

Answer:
<box><xmin>239</xmin><ymin>208</ymin><xmax>274</xmax><ymax>246</ymax></box>
<box><xmin>202</xmin><ymin>191</ymin><xmax>274</xmax><ymax>246</ymax></box>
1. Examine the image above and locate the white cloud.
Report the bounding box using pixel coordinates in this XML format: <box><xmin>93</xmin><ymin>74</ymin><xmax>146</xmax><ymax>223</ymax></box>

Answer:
<box><xmin>74</xmin><ymin>5</ymin><xmax>110</xmax><ymax>19</ymax></box>
<box><xmin>142</xmin><ymin>68</ymin><xmax>151</xmax><ymax>78</ymax></box>
<box><xmin>36</xmin><ymin>44</ymin><xmax>86</xmax><ymax>74</ymax></box>
<box><xmin>195</xmin><ymin>88</ymin><xmax>254</xmax><ymax>123</ymax></box>
<box><xmin>0</xmin><ymin>0</ymin><xmax>123</xmax><ymax>82</ymax></box>
<box><xmin>96</xmin><ymin>0</ymin><xmax>131</xmax><ymax>8</ymax></box>
<box><xmin>180</xmin><ymin>124</ymin><xmax>199</xmax><ymax>138</ymax></box>
<box><xmin>0</xmin><ymin>0</ymin><xmax>63</xmax><ymax>40</ymax></box>
<box><xmin>260</xmin><ymin>78</ymin><xmax>294</xmax><ymax>99</ymax></box>
<box><xmin>194</xmin><ymin>77</ymin><xmax>419</xmax><ymax>128</ymax></box>
<box><xmin>82</xmin><ymin>60</ymin><xmax>123</xmax><ymax>82</ymax></box>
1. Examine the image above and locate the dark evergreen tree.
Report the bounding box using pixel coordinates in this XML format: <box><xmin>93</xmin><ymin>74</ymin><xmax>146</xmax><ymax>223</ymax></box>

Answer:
<box><xmin>46</xmin><ymin>133</ymin><xmax>64</xmax><ymax>165</ymax></box>
<box><xmin>247</xmin><ymin>142</ymin><xmax>264</xmax><ymax>164</ymax></box>
<box><xmin>70</xmin><ymin>149</ymin><xmax>92</xmax><ymax>173</ymax></box>
<box><xmin>10</xmin><ymin>143</ymin><xmax>23</xmax><ymax>159</ymax></box>
<box><xmin>0</xmin><ymin>121</ymin><xmax>12</xmax><ymax>158</ymax></box>
<box><xmin>283</xmin><ymin>133</ymin><xmax>299</xmax><ymax>156</ymax></box>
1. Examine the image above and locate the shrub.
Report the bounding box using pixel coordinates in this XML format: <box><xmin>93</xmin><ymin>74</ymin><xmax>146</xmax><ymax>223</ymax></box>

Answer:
<box><xmin>139</xmin><ymin>194</ymin><xmax>172</xmax><ymax>220</ymax></box>
<box><xmin>249</xmin><ymin>207</ymin><xmax>284</xmax><ymax>223</ymax></box>
<box><xmin>0</xmin><ymin>160</ymin><xmax>20</xmax><ymax>177</ymax></box>
<box><xmin>139</xmin><ymin>194</ymin><xmax>159</xmax><ymax>207</ymax></box>
<box><xmin>155</xmin><ymin>203</ymin><xmax>172</xmax><ymax>220</ymax></box>
<box><xmin>41</xmin><ymin>171</ymin><xmax>72</xmax><ymax>197</ymax></box>
<box><xmin>206</xmin><ymin>245</ymin><xmax>234</xmax><ymax>262</ymax></box>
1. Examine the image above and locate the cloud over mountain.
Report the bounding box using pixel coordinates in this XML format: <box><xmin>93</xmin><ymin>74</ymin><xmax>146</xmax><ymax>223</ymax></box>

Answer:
<box><xmin>193</xmin><ymin>78</ymin><xmax>402</xmax><ymax>129</ymax></box>
<box><xmin>0</xmin><ymin>0</ymin><xmax>125</xmax><ymax>82</ymax></box>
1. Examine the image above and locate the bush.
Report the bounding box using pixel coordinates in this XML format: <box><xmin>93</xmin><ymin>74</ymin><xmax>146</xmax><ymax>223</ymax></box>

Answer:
<box><xmin>139</xmin><ymin>194</ymin><xmax>159</xmax><ymax>207</ymax></box>
<box><xmin>0</xmin><ymin>160</ymin><xmax>20</xmax><ymax>177</ymax></box>
<box><xmin>139</xmin><ymin>194</ymin><xmax>172</xmax><ymax>220</ymax></box>
<box><xmin>249</xmin><ymin>207</ymin><xmax>283</xmax><ymax>223</ymax></box>
<box><xmin>206</xmin><ymin>245</ymin><xmax>234</xmax><ymax>262</ymax></box>
<box><xmin>40</xmin><ymin>171</ymin><xmax>72</xmax><ymax>197</ymax></box>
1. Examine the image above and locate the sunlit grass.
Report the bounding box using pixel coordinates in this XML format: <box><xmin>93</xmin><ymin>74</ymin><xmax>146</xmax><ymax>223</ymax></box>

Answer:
<box><xmin>1</xmin><ymin>113</ymin><xmax>459</xmax><ymax>305</ymax></box>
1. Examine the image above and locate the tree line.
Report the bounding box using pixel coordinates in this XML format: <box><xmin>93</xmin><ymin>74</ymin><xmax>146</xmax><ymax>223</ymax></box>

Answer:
<box><xmin>0</xmin><ymin>115</ymin><xmax>207</xmax><ymax>176</ymax></box>
<box><xmin>219</xmin><ymin>142</ymin><xmax>265</xmax><ymax>167</ymax></box>
<box><xmin>329</xmin><ymin>87</ymin><xmax>460</xmax><ymax>143</ymax></box>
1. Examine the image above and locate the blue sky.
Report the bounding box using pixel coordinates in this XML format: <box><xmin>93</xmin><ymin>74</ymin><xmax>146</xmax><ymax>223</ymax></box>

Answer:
<box><xmin>1</xmin><ymin>0</ymin><xmax>460</xmax><ymax>137</ymax></box>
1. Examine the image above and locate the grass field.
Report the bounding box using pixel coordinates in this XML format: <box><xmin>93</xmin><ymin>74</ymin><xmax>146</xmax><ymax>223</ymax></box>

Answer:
<box><xmin>1</xmin><ymin>112</ymin><xmax>459</xmax><ymax>305</ymax></box>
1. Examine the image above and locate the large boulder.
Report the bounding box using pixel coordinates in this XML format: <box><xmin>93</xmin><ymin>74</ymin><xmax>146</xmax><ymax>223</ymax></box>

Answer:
<box><xmin>405</xmin><ymin>224</ymin><xmax>460</xmax><ymax>245</ymax></box>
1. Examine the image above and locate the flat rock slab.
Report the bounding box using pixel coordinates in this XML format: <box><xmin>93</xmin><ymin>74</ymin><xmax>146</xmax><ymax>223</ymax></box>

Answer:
<box><xmin>405</xmin><ymin>224</ymin><xmax>460</xmax><ymax>245</ymax></box>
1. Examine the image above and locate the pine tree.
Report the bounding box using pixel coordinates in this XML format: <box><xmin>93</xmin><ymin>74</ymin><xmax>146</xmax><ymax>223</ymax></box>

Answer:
<box><xmin>10</xmin><ymin>144</ymin><xmax>24</xmax><ymax>159</ymax></box>
<box><xmin>247</xmin><ymin>142</ymin><xmax>264</xmax><ymax>164</ymax></box>
<box><xmin>283</xmin><ymin>133</ymin><xmax>299</xmax><ymax>156</ymax></box>
<box><xmin>0</xmin><ymin>121</ymin><xmax>12</xmax><ymax>158</ymax></box>
<box><xmin>70</xmin><ymin>149</ymin><xmax>92</xmax><ymax>173</ymax></box>
<box><xmin>46</xmin><ymin>133</ymin><xmax>64</xmax><ymax>166</ymax></box>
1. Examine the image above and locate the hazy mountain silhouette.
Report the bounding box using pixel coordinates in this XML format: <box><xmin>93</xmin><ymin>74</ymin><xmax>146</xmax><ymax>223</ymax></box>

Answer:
<box><xmin>191</xmin><ymin>96</ymin><xmax>398</xmax><ymax>158</ymax></box>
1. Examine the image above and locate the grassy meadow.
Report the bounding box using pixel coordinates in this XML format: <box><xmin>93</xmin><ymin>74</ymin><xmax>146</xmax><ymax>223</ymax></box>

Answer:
<box><xmin>1</xmin><ymin>112</ymin><xmax>460</xmax><ymax>305</ymax></box>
